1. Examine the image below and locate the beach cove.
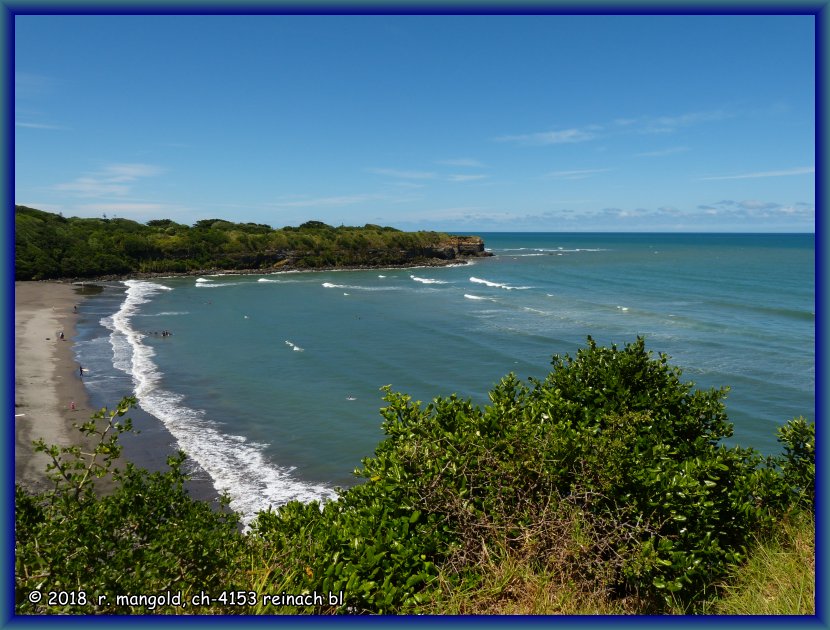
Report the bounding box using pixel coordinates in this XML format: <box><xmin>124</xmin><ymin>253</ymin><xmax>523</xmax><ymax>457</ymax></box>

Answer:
<box><xmin>33</xmin><ymin>232</ymin><xmax>814</xmax><ymax>528</ymax></box>
<box><xmin>14</xmin><ymin>281</ymin><xmax>218</xmax><ymax>501</ymax></box>
<box><xmin>14</xmin><ymin>281</ymin><xmax>97</xmax><ymax>492</ymax></box>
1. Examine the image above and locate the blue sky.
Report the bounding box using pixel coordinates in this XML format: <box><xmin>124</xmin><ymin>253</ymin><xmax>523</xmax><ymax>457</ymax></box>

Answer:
<box><xmin>14</xmin><ymin>14</ymin><xmax>815</xmax><ymax>232</ymax></box>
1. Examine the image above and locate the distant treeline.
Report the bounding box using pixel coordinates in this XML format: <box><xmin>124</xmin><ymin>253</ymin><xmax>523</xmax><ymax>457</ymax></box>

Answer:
<box><xmin>14</xmin><ymin>206</ymin><xmax>481</xmax><ymax>280</ymax></box>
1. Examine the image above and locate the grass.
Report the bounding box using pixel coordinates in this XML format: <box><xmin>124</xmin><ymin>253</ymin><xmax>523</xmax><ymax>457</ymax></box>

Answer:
<box><xmin>705</xmin><ymin>511</ymin><xmax>815</xmax><ymax>615</ymax></box>
<box><xmin>414</xmin><ymin>511</ymin><xmax>815</xmax><ymax>616</ymax></box>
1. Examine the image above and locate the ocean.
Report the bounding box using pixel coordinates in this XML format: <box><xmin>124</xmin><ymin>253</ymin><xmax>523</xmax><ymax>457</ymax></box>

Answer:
<box><xmin>72</xmin><ymin>232</ymin><xmax>815</xmax><ymax>525</ymax></box>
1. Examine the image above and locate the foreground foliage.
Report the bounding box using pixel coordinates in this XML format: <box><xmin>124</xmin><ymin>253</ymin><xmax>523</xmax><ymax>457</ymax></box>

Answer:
<box><xmin>15</xmin><ymin>339</ymin><xmax>815</xmax><ymax>615</ymax></box>
<box><xmin>15</xmin><ymin>399</ymin><xmax>245</xmax><ymax>614</ymax></box>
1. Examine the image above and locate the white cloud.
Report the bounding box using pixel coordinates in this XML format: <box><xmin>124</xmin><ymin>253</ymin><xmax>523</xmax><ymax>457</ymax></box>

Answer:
<box><xmin>269</xmin><ymin>194</ymin><xmax>382</xmax><ymax>208</ymax></box>
<box><xmin>496</xmin><ymin>109</ymin><xmax>726</xmax><ymax>149</ymax></box>
<box><xmin>391</xmin><ymin>181</ymin><xmax>427</xmax><ymax>189</ymax></box>
<box><xmin>642</xmin><ymin>110</ymin><xmax>729</xmax><ymax>133</ymax></box>
<box><xmin>15</xmin><ymin>121</ymin><xmax>64</xmax><ymax>130</ymax></box>
<box><xmin>545</xmin><ymin>168</ymin><xmax>611</xmax><ymax>180</ymax></box>
<box><xmin>738</xmin><ymin>199</ymin><xmax>780</xmax><ymax>210</ymax></box>
<box><xmin>634</xmin><ymin>146</ymin><xmax>690</xmax><ymax>158</ymax></box>
<box><xmin>54</xmin><ymin>177</ymin><xmax>131</xmax><ymax>197</ymax></box>
<box><xmin>698</xmin><ymin>166</ymin><xmax>814</xmax><ymax>181</ymax></box>
<box><xmin>14</xmin><ymin>72</ymin><xmax>60</xmax><ymax>99</ymax></box>
<box><xmin>53</xmin><ymin>163</ymin><xmax>165</xmax><ymax>198</ymax></box>
<box><xmin>447</xmin><ymin>174</ymin><xmax>489</xmax><ymax>182</ymax></box>
<box><xmin>366</xmin><ymin>167</ymin><xmax>437</xmax><ymax>179</ymax></box>
<box><xmin>268</xmin><ymin>192</ymin><xmax>418</xmax><ymax>209</ymax></box>
<box><xmin>700</xmin><ymin>199</ymin><xmax>814</xmax><ymax>222</ymax></box>
<box><xmin>369</xmin><ymin>166</ymin><xmax>489</xmax><ymax>184</ymax></box>
<box><xmin>392</xmin><ymin>206</ymin><xmax>509</xmax><ymax>226</ymax></box>
<box><xmin>616</xmin><ymin>208</ymin><xmax>649</xmax><ymax>219</ymax></box>
<box><xmin>435</xmin><ymin>158</ymin><xmax>486</xmax><ymax>168</ymax></box>
<box><xmin>102</xmin><ymin>163</ymin><xmax>165</xmax><ymax>181</ymax></box>
<box><xmin>495</xmin><ymin>127</ymin><xmax>598</xmax><ymax>145</ymax></box>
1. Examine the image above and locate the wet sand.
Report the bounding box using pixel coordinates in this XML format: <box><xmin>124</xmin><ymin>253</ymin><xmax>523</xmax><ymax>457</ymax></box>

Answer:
<box><xmin>15</xmin><ymin>280</ymin><xmax>222</xmax><ymax>505</ymax></box>
<box><xmin>15</xmin><ymin>281</ymin><xmax>104</xmax><ymax>492</ymax></box>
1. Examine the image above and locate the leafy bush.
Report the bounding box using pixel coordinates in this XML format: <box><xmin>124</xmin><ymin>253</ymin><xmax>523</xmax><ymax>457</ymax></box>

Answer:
<box><xmin>15</xmin><ymin>399</ymin><xmax>244</xmax><ymax>614</ymax></box>
<box><xmin>251</xmin><ymin>337</ymin><xmax>812</xmax><ymax>612</ymax></box>
<box><xmin>16</xmin><ymin>338</ymin><xmax>814</xmax><ymax>615</ymax></box>
<box><xmin>775</xmin><ymin>417</ymin><xmax>815</xmax><ymax>510</ymax></box>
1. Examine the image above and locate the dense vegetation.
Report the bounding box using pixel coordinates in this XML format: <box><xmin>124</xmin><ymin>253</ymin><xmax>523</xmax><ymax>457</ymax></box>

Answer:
<box><xmin>14</xmin><ymin>206</ymin><xmax>479</xmax><ymax>280</ymax></box>
<box><xmin>15</xmin><ymin>339</ymin><xmax>814</xmax><ymax>615</ymax></box>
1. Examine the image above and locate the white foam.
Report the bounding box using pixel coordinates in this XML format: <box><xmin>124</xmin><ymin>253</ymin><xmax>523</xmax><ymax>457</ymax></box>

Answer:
<box><xmin>257</xmin><ymin>278</ymin><xmax>279</xmax><ymax>283</ymax></box>
<box><xmin>499</xmin><ymin>247</ymin><xmax>607</xmax><ymax>254</ymax></box>
<box><xmin>410</xmin><ymin>274</ymin><xmax>448</xmax><ymax>285</ymax></box>
<box><xmin>464</xmin><ymin>293</ymin><xmax>497</xmax><ymax>302</ymax></box>
<box><xmin>469</xmin><ymin>277</ymin><xmax>532</xmax><ymax>291</ymax></box>
<box><xmin>194</xmin><ymin>281</ymin><xmax>245</xmax><ymax>289</ymax></box>
<box><xmin>322</xmin><ymin>282</ymin><xmax>398</xmax><ymax>291</ymax></box>
<box><xmin>104</xmin><ymin>280</ymin><xmax>335</xmax><ymax>527</ymax></box>
<box><xmin>195</xmin><ymin>277</ymin><xmax>212</xmax><ymax>283</ymax></box>
<box><xmin>285</xmin><ymin>340</ymin><xmax>305</xmax><ymax>352</ymax></box>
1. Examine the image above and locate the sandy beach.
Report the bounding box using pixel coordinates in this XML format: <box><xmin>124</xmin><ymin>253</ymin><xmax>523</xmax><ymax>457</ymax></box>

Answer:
<box><xmin>14</xmin><ymin>281</ymin><xmax>98</xmax><ymax>492</ymax></box>
<box><xmin>15</xmin><ymin>280</ymin><xmax>221</xmax><ymax>503</ymax></box>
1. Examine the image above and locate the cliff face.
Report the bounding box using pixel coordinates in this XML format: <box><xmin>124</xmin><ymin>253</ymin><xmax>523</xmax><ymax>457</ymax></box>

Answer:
<box><xmin>105</xmin><ymin>235</ymin><xmax>491</xmax><ymax>280</ymax></box>
<box><xmin>416</xmin><ymin>236</ymin><xmax>491</xmax><ymax>261</ymax></box>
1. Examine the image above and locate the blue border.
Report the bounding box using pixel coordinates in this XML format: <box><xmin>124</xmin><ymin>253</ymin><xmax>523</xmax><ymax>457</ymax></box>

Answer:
<box><xmin>4</xmin><ymin>2</ymin><xmax>825</xmax><ymax>627</ymax></box>
<box><xmin>816</xmin><ymin>0</ymin><xmax>827</xmax><ymax>626</ymax></box>
<box><xmin>3</xmin><ymin>0</ymin><xmax>14</xmax><ymax>626</ymax></box>
<box><xmin>1</xmin><ymin>0</ymin><xmax>828</xmax><ymax>16</ymax></box>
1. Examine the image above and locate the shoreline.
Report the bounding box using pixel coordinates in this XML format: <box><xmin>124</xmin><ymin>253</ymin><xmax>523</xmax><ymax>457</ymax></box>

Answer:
<box><xmin>15</xmin><ymin>280</ymin><xmax>223</xmax><ymax>504</ymax></box>
<box><xmin>26</xmin><ymin>252</ymin><xmax>489</xmax><ymax>284</ymax></box>
<box><xmin>14</xmin><ymin>281</ymin><xmax>99</xmax><ymax>493</ymax></box>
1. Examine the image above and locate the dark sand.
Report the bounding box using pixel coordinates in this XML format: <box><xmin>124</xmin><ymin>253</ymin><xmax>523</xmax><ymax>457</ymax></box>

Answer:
<box><xmin>14</xmin><ymin>281</ymin><xmax>99</xmax><ymax>491</ymax></box>
<box><xmin>15</xmin><ymin>280</ymin><xmax>221</xmax><ymax>504</ymax></box>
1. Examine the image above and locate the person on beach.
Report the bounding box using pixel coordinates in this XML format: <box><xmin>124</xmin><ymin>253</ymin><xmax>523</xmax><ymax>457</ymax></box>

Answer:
<box><xmin>79</xmin><ymin>365</ymin><xmax>83</xmax><ymax>377</ymax></box>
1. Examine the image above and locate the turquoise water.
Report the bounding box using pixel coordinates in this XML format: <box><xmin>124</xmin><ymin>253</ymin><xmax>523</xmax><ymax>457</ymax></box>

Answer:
<box><xmin>74</xmin><ymin>233</ymin><xmax>815</xmax><ymax>524</ymax></box>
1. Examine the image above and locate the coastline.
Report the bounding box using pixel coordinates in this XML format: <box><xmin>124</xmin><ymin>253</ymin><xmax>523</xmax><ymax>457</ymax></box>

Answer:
<box><xmin>62</xmin><ymin>254</ymin><xmax>487</xmax><ymax>284</ymax></box>
<box><xmin>14</xmin><ymin>281</ymin><xmax>98</xmax><ymax>492</ymax></box>
<box><xmin>15</xmin><ymin>280</ymin><xmax>223</xmax><ymax>504</ymax></box>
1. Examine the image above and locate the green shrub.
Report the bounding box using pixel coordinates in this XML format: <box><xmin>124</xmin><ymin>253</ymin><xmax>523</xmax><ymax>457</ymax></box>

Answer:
<box><xmin>251</xmin><ymin>337</ymin><xmax>812</xmax><ymax>612</ymax></box>
<box><xmin>16</xmin><ymin>338</ymin><xmax>814</xmax><ymax>615</ymax></box>
<box><xmin>15</xmin><ymin>399</ymin><xmax>244</xmax><ymax>614</ymax></box>
<box><xmin>775</xmin><ymin>417</ymin><xmax>815</xmax><ymax>510</ymax></box>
